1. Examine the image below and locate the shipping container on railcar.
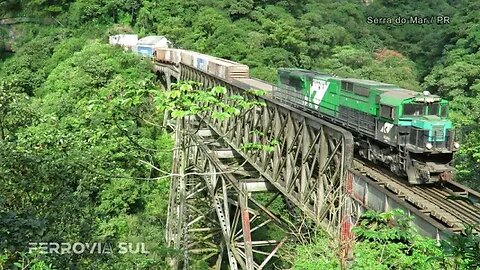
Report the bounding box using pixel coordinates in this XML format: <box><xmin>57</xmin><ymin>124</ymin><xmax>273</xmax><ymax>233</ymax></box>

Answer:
<box><xmin>180</xmin><ymin>50</ymin><xmax>194</xmax><ymax>67</ymax></box>
<box><xmin>154</xmin><ymin>48</ymin><xmax>182</xmax><ymax>64</ymax></box>
<box><xmin>109</xmin><ymin>34</ymin><xmax>138</xmax><ymax>50</ymax></box>
<box><xmin>207</xmin><ymin>58</ymin><xmax>249</xmax><ymax>80</ymax></box>
<box><xmin>192</xmin><ymin>53</ymin><xmax>209</xmax><ymax>72</ymax></box>
<box><xmin>135</xmin><ymin>35</ymin><xmax>170</xmax><ymax>57</ymax></box>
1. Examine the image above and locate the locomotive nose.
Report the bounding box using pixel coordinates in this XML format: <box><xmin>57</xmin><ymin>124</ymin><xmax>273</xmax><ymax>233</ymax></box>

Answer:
<box><xmin>410</xmin><ymin>118</ymin><xmax>453</xmax><ymax>151</ymax></box>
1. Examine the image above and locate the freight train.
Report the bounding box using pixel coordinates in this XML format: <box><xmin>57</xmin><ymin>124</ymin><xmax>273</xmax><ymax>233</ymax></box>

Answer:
<box><xmin>275</xmin><ymin>69</ymin><xmax>459</xmax><ymax>185</ymax></box>
<box><xmin>110</xmin><ymin>34</ymin><xmax>273</xmax><ymax>90</ymax></box>
<box><xmin>110</xmin><ymin>35</ymin><xmax>459</xmax><ymax>185</ymax></box>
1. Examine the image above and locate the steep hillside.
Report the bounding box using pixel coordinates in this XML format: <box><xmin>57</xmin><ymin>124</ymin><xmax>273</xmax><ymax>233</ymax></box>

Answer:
<box><xmin>1</xmin><ymin>0</ymin><xmax>480</xmax><ymax>268</ymax></box>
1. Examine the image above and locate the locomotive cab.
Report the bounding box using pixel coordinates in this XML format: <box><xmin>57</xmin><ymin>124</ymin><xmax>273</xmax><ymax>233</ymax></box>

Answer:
<box><xmin>274</xmin><ymin>69</ymin><xmax>459</xmax><ymax>185</ymax></box>
<box><xmin>395</xmin><ymin>92</ymin><xmax>460</xmax><ymax>184</ymax></box>
<box><xmin>399</xmin><ymin>92</ymin><xmax>459</xmax><ymax>153</ymax></box>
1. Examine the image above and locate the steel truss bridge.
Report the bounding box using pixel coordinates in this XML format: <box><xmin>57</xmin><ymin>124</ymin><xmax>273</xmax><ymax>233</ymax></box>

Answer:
<box><xmin>160</xmin><ymin>63</ymin><xmax>480</xmax><ymax>269</ymax></box>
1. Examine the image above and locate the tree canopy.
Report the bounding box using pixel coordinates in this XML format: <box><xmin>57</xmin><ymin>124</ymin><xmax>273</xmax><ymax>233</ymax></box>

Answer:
<box><xmin>2</xmin><ymin>0</ymin><xmax>480</xmax><ymax>268</ymax></box>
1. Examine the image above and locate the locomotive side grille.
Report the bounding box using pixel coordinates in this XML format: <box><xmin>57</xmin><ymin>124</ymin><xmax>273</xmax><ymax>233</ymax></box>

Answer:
<box><xmin>432</xmin><ymin>125</ymin><xmax>444</xmax><ymax>141</ymax></box>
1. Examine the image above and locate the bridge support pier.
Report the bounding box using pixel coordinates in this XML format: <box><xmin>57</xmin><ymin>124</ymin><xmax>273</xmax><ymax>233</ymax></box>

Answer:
<box><xmin>166</xmin><ymin>119</ymin><xmax>293</xmax><ymax>269</ymax></box>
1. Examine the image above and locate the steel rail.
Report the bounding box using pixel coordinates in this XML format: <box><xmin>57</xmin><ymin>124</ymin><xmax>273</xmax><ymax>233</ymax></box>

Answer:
<box><xmin>353</xmin><ymin>158</ymin><xmax>480</xmax><ymax>233</ymax></box>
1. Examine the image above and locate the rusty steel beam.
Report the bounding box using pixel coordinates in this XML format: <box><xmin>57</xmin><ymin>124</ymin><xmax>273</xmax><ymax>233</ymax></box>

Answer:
<box><xmin>166</xmin><ymin>58</ymin><xmax>480</xmax><ymax>269</ymax></box>
<box><xmin>167</xmin><ymin>120</ymin><xmax>297</xmax><ymax>269</ymax></box>
<box><xmin>166</xmin><ymin>65</ymin><xmax>355</xmax><ymax>269</ymax></box>
<box><xmin>180</xmin><ymin>64</ymin><xmax>353</xmax><ymax>231</ymax></box>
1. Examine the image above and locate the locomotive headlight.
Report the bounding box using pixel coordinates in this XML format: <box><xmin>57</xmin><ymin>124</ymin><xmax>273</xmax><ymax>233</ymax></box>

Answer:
<box><xmin>454</xmin><ymin>142</ymin><xmax>460</xmax><ymax>149</ymax></box>
<box><xmin>426</xmin><ymin>143</ymin><xmax>433</xmax><ymax>150</ymax></box>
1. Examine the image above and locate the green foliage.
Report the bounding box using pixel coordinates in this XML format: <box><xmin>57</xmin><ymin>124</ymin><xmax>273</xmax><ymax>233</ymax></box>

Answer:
<box><xmin>0</xmin><ymin>81</ymin><xmax>33</xmax><ymax>140</ymax></box>
<box><xmin>0</xmin><ymin>35</ymin><xmax>171</xmax><ymax>269</ymax></box>
<box><xmin>440</xmin><ymin>193</ymin><xmax>480</xmax><ymax>268</ymax></box>
<box><xmin>319</xmin><ymin>46</ymin><xmax>420</xmax><ymax>90</ymax></box>
<box><xmin>67</xmin><ymin>0</ymin><xmax>142</xmax><ymax>26</ymax></box>
<box><xmin>442</xmin><ymin>224</ymin><xmax>480</xmax><ymax>269</ymax></box>
<box><xmin>290</xmin><ymin>233</ymin><xmax>342</xmax><ymax>270</ymax></box>
<box><xmin>97</xmin><ymin>178</ymin><xmax>143</xmax><ymax>217</ymax></box>
<box><xmin>351</xmin><ymin>210</ymin><xmax>454</xmax><ymax>270</ymax></box>
<box><xmin>0</xmin><ymin>28</ymin><xmax>7</xmax><ymax>53</ymax></box>
<box><xmin>3</xmin><ymin>0</ymin><xmax>480</xmax><ymax>268</ymax></box>
<box><xmin>160</xmin><ymin>81</ymin><xmax>265</xmax><ymax>122</ymax></box>
<box><xmin>0</xmin><ymin>30</ymin><xmax>64</xmax><ymax>96</ymax></box>
<box><xmin>226</xmin><ymin>0</ymin><xmax>253</xmax><ymax>17</ymax></box>
<box><xmin>241</xmin><ymin>139</ymin><xmax>279</xmax><ymax>152</ymax></box>
<box><xmin>0</xmin><ymin>249</ymin><xmax>54</xmax><ymax>270</ymax></box>
<box><xmin>453</xmin><ymin>127</ymin><xmax>480</xmax><ymax>190</ymax></box>
<box><xmin>289</xmin><ymin>210</ymin><xmax>479</xmax><ymax>270</ymax></box>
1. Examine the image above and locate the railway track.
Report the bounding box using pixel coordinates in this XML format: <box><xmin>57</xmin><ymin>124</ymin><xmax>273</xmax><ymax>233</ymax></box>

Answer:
<box><xmin>353</xmin><ymin>158</ymin><xmax>480</xmax><ymax>233</ymax></box>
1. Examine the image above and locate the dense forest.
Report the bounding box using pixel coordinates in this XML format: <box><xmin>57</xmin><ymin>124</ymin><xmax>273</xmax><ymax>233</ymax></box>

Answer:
<box><xmin>1</xmin><ymin>0</ymin><xmax>480</xmax><ymax>269</ymax></box>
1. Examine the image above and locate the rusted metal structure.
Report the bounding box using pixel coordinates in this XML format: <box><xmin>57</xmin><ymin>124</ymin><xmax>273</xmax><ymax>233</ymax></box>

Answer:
<box><xmin>166</xmin><ymin>64</ymin><xmax>354</xmax><ymax>269</ymax></box>
<box><xmin>161</xmin><ymin>58</ymin><xmax>480</xmax><ymax>270</ymax></box>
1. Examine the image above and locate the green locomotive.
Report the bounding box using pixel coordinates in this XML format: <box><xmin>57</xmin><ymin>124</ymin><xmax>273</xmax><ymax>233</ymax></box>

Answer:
<box><xmin>274</xmin><ymin>68</ymin><xmax>460</xmax><ymax>184</ymax></box>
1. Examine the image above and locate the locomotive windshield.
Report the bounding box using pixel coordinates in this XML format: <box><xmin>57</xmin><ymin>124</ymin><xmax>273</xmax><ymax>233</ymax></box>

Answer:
<box><xmin>402</xmin><ymin>103</ymin><xmax>424</xmax><ymax>116</ymax></box>
<box><xmin>426</xmin><ymin>103</ymin><xmax>440</xmax><ymax>115</ymax></box>
<box><xmin>402</xmin><ymin>102</ymin><xmax>444</xmax><ymax>117</ymax></box>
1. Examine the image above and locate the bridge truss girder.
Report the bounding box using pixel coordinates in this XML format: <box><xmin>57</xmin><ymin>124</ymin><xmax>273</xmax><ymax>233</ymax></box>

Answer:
<box><xmin>167</xmin><ymin>118</ymin><xmax>293</xmax><ymax>269</ymax></box>
<box><xmin>166</xmin><ymin>65</ymin><xmax>354</xmax><ymax>269</ymax></box>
